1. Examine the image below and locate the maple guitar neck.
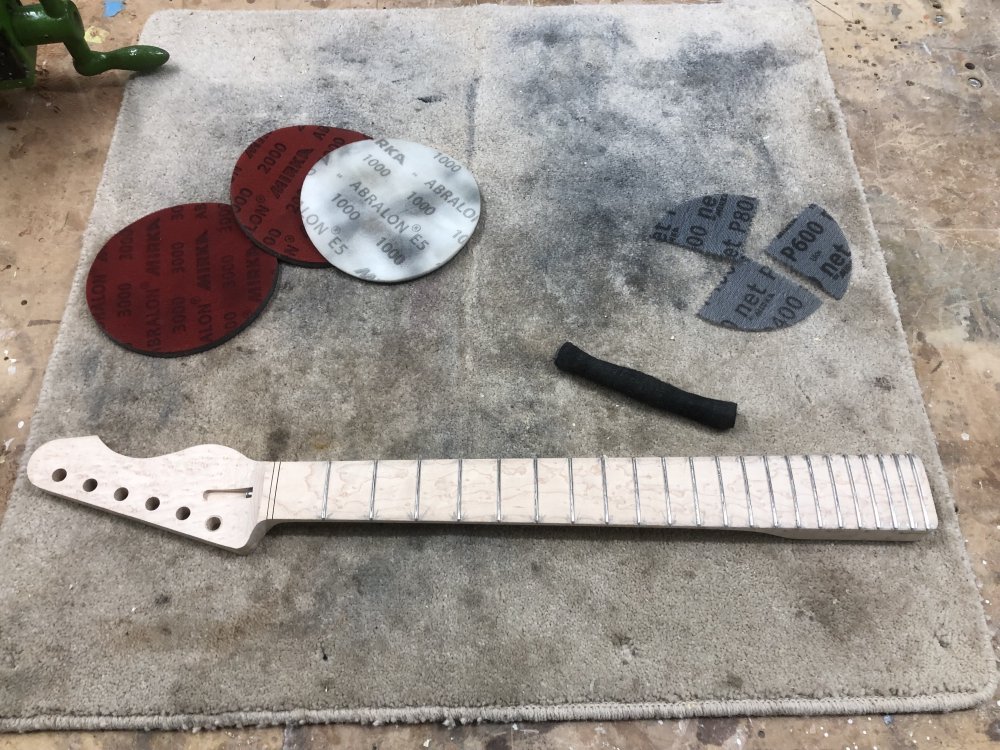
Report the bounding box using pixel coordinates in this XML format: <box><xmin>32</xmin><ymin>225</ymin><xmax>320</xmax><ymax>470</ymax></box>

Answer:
<box><xmin>26</xmin><ymin>437</ymin><xmax>938</xmax><ymax>553</ymax></box>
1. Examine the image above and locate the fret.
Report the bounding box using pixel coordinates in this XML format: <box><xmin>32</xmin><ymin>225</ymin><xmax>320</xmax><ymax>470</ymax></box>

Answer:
<box><xmin>739</xmin><ymin>456</ymin><xmax>755</xmax><ymax>528</ymax></box>
<box><xmin>738</xmin><ymin>457</ymin><xmax>773</xmax><ymax>528</ymax></box>
<box><xmin>603</xmin><ymin>457</ymin><xmax>638</xmax><ymax>525</ymax></box>
<box><xmin>908</xmin><ymin>454</ymin><xmax>931</xmax><ymax>530</ymax></box>
<box><xmin>413</xmin><ymin>459</ymin><xmax>422</xmax><ymax>521</ymax></box>
<box><xmin>782</xmin><ymin>456</ymin><xmax>802</xmax><ymax>528</ymax></box>
<box><xmin>715</xmin><ymin>456</ymin><xmax>729</xmax><ymax>528</ymax></box>
<box><xmin>809</xmin><ymin>454</ymin><xmax>839</xmax><ymax>529</ymax></box>
<box><xmin>632</xmin><ymin>458</ymin><xmax>642</xmax><ymax>525</ymax></box>
<box><xmin>761</xmin><ymin>456</ymin><xmax>779</xmax><ymax>527</ymax></box>
<box><xmin>859</xmin><ymin>454</ymin><xmax>883</xmax><ymax>530</ymax></box>
<box><xmin>691</xmin><ymin>456</ymin><xmax>724</xmax><ymax>528</ymax></box>
<box><xmin>326</xmin><ymin>460</ymin><xmax>376</xmax><ymax>520</ymax></box>
<box><xmin>717</xmin><ymin>456</ymin><xmax>750</xmax><ymax>528</ymax></box>
<box><xmin>664</xmin><ymin>457</ymin><xmax>697</xmax><ymax>526</ymax></box>
<box><xmin>24</xmin><ymin>436</ymin><xmax>943</xmax><ymax>553</ymax></box>
<box><xmin>533</xmin><ymin>457</ymin><xmax>540</xmax><ymax>523</ymax></box>
<box><xmin>533</xmin><ymin>458</ymin><xmax>571</xmax><ymax>523</ymax></box>
<box><xmin>772</xmin><ymin>456</ymin><xmax>798</xmax><ymax>527</ymax></box>
<box><xmin>497</xmin><ymin>458</ymin><xmax>535</xmax><ymax>524</ymax></box>
<box><xmin>688</xmin><ymin>457</ymin><xmax>703</xmax><ymax>526</ymax></box>
<box><xmin>804</xmin><ymin>455</ymin><xmax>823</xmax><ymax>528</ymax></box>
<box><xmin>413</xmin><ymin>459</ymin><xmax>459</xmax><ymax>522</ymax></box>
<box><xmin>810</xmin><ymin>454</ymin><xmax>843</xmax><ymax>529</ymax></box>
<box><xmin>824</xmin><ymin>455</ymin><xmax>845</xmax><ymax>529</ymax></box>
<box><xmin>633</xmin><ymin>457</ymin><xmax>669</xmax><ymax>526</ymax></box>
<box><xmin>459</xmin><ymin>459</ymin><xmax>497</xmax><ymax>523</ymax></box>
<box><xmin>320</xmin><ymin>461</ymin><xmax>332</xmax><ymax>520</ymax></box>
<box><xmin>661</xmin><ymin>456</ymin><xmax>673</xmax><ymax>526</ymax></box>
<box><xmin>568</xmin><ymin>457</ymin><xmax>576</xmax><ymax>523</ymax></box>
<box><xmin>569</xmin><ymin>458</ymin><xmax>605</xmax><ymax>525</ymax></box>
<box><xmin>891</xmin><ymin>454</ymin><xmax>917</xmax><ymax>529</ymax></box>
<box><xmin>600</xmin><ymin>456</ymin><xmax>610</xmax><ymax>524</ymax></box>
<box><xmin>767</xmin><ymin>456</ymin><xmax>793</xmax><ymax>527</ymax></box>
<box><xmin>841</xmin><ymin>455</ymin><xmax>864</xmax><ymax>529</ymax></box>
<box><xmin>456</xmin><ymin>459</ymin><xmax>463</xmax><ymax>521</ymax></box>
<box><xmin>496</xmin><ymin>458</ymin><xmax>502</xmax><ymax>522</ymax></box>
<box><xmin>811</xmin><ymin>454</ymin><xmax>838</xmax><ymax>529</ymax></box>
<box><xmin>372</xmin><ymin>460</ymin><xmax>414</xmax><ymax>521</ymax></box>
<box><xmin>875</xmin><ymin>455</ymin><xmax>901</xmax><ymax>530</ymax></box>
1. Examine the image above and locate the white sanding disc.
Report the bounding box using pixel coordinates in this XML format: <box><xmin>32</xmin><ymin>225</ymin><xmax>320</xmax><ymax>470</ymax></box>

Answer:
<box><xmin>300</xmin><ymin>138</ymin><xmax>481</xmax><ymax>282</ymax></box>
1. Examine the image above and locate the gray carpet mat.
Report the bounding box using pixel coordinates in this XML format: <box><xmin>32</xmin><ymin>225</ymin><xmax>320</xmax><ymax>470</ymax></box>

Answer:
<box><xmin>0</xmin><ymin>1</ymin><xmax>995</xmax><ymax>731</ymax></box>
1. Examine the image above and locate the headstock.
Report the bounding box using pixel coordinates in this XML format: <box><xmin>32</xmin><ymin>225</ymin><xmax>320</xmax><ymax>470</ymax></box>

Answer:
<box><xmin>26</xmin><ymin>436</ymin><xmax>269</xmax><ymax>553</ymax></box>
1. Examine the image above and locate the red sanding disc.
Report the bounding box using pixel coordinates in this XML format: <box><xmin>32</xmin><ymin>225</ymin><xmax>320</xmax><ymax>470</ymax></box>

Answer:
<box><xmin>230</xmin><ymin>125</ymin><xmax>370</xmax><ymax>267</ymax></box>
<box><xmin>86</xmin><ymin>203</ymin><xmax>280</xmax><ymax>357</ymax></box>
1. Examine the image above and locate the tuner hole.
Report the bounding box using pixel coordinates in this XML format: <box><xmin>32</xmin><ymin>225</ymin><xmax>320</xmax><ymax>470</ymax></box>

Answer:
<box><xmin>176</xmin><ymin>507</ymin><xmax>191</xmax><ymax>521</ymax></box>
<box><xmin>114</xmin><ymin>487</ymin><xmax>129</xmax><ymax>501</ymax></box>
<box><xmin>52</xmin><ymin>469</ymin><xmax>67</xmax><ymax>482</ymax></box>
<box><xmin>82</xmin><ymin>478</ymin><xmax>97</xmax><ymax>492</ymax></box>
<box><xmin>145</xmin><ymin>497</ymin><xmax>160</xmax><ymax>511</ymax></box>
<box><xmin>206</xmin><ymin>516</ymin><xmax>222</xmax><ymax>532</ymax></box>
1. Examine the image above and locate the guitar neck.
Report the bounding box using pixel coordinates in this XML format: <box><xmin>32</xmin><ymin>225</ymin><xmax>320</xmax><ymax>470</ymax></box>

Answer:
<box><xmin>24</xmin><ymin>437</ymin><xmax>939</xmax><ymax>552</ymax></box>
<box><xmin>260</xmin><ymin>454</ymin><xmax>935</xmax><ymax>539</ymax></box>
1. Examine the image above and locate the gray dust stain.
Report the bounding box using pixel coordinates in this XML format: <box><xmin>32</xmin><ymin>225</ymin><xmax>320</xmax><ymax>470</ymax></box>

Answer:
<box><xmin>466</xmin><ymin>77</ymin><xmax>480</xmax><ymax>161</ymax></box>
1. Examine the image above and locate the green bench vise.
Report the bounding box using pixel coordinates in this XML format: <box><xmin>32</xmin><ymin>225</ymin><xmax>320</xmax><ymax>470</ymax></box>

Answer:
<box><xmin>1</xmin><ymin>0</ymin><xmax>167</xmax><ymax>89</ymax></box>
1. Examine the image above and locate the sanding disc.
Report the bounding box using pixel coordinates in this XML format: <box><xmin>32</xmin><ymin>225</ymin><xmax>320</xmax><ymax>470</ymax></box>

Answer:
<box><xmin>86</xmin><ymin>203</ymin><xmax>280</xmax><ymax>356</ymax></box>
<box><xmin>764</xmin><ymin>203</ymin><xmax>852</xmax><ymax>299</ymax></box>
<box><xmin>698</xmin><ymin>258</ymin><xmax>821</xmax><ymax>332</ymax></box>
<box><xmin>230</xmin><ymin>125</ymin><xmax>370</xmax><ymax>267</ymax></box>
<box><xmin>300</xmin><ymin>138</ymin><xmax>481</xmax><ymax>282</ymax></box>
<box><xmin>652</xmin><ymin>194</ymin><xmax>759</xmax><ymax>260</ymax></box>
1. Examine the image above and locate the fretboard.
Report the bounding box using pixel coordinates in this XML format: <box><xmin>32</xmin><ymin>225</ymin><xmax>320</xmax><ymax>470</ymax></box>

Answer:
<box><xmin>259</xmin><ymin>454</ymin><xmax>936</xmax><ymax>538</ymax></box>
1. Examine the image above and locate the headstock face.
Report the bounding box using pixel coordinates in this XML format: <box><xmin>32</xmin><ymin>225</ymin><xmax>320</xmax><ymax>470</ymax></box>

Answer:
<box><xmin>27</xmin><ymin>436</ymin><xmax>268</xmax><ymax>553</ymax></box>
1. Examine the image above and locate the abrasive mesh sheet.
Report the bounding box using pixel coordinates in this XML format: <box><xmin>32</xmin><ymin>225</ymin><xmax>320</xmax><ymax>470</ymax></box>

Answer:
<box><xmin>651</xmin><ymin>193</ymin><xmax>758</xmax><ymax>259</ymax></box>
<box><xmin>0</xmin><ymin>3</ymin><xmax>994</xmax><ymax>730</ymax></box>
<box><xmin>765</xmin><ymin>203</ymin><xmax>853</xmax><ymax>298</ymax></box>
<box><xmin>699</xmin><ymin>258</ymin><xmax>821</xmax><ymax>331</ymax></box>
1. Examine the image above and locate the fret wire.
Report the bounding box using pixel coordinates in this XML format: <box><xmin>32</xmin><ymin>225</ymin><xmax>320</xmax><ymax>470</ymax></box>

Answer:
<box><xmin>715</xmin><ymin>456</ymin><xmax>729</xmax><ymax>527</ymax></box>
<box><xmin>533</xmin><ymin>457</ymin><xmax>540</xmax><ymax>523</ymax></box>
<box><xmin>892</xmin><ymin>454</ymin><xmax>916</xmax><ymax>528</ymax></box>
<box><xmin>804</xmin><ymin>455</ymin><xmax>822</xmax><ymax>529</ymax></box>
<box><xmin>661</xmin><ymin>457</ymin><xmax>673</xmax><ymax>526</ymax></box>
<box><xmin>368</xmin><ymin>459</ymin><xmax>378</xmax><ymax>521</ymax></box>
<box><xmin>568</xmin><ymin>457</ymin><xmax>576</xmax><ymax>524</ymax></box>
<box><xmin>320</xmin><ymin>461</ymin><xmax>332</xmax><ymax>520</ymax></box>
<box><xmin>842</xmin><ymin>455</ymin><xmax>863</xmax><ymax>528</ymax></box>
<box><xmin>413</xmin><ymin>459</ymin><xmax>422</xmax><ymax>521</ymax></box>
<box><xmin>876</xmin><ymin>455</ymin><xmax>899</xmax><ymax>529</ymax></box>
<box><xmin>739</xmin><ymin>456</ymin><xmax>754</xmax><ymax>527</ymax></box>
<box><xmin>600</xmin><ymin>456</ymin><xmax>610</xmax><ymax>525</ymax></box>
<box><xmin>860</xmin><ymin>454</ymin><xmax>882</xmax><ymax>530</ymax></box>
<box><xmin>907</xmin><ymin>454</ymin><xmax>931</xmax><ymax>529</ymax></box>
<box><xmin>784</xmin><ymin>455</ymin><xmax>802</xmax><ymax>528</ymax></box>
<box><xmin>824</xmin><ymin>455</ymin><xmax>844</xmax><ymax>529</ymax></box>
<box><xmin>763</xmin><ymin>455</ymin><xmax>779</xmax><ymax>527</ymax></box>
<box><xmin>496</xmin><ymin>458</ymin><xmax>502</xmax><ymax>522</ymax></box>
<box><xmin>688</xmin><ymin>457</ymin><xmax>702</xmax><ymax>526</ymax></box>
<box><xmin>632</xmin><ymin>458</ymin><xmax>642</xmax><ymax>525</ymax></box>
<box><xmin>456</xmin><ymin>459</ymin><xmax>463</xmax><ymax>522</ymax></box>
